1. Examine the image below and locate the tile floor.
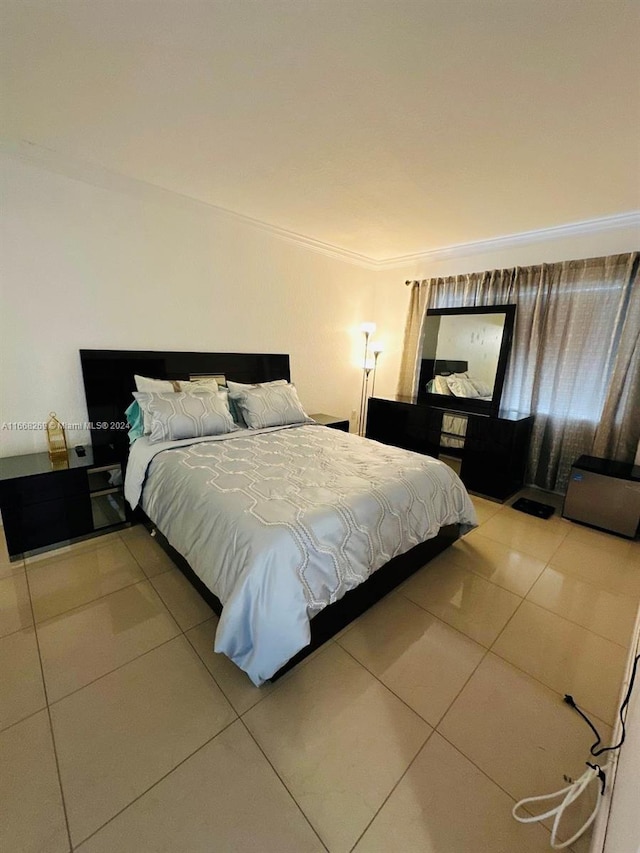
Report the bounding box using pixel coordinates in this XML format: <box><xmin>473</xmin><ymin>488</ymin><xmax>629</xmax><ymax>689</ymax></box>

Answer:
<box><xmin>1</xmin><ymin>489</ymin><xmax>638</xmax><ymax>853</ymax></box>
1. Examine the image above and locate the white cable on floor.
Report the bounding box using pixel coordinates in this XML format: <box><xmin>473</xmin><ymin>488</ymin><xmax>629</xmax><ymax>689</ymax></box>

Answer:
<box><xmin>512</xmin><ymin>761</ymin><xmax>609</xmax><ymax>850</ymax></box>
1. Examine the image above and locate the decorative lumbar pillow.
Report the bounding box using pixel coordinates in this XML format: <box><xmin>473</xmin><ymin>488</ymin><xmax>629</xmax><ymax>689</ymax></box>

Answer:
<box><xmin>234</xmin><ymin>384</ymin><xmax>311</xmax><ymax>429</ymax></box>
<box><xmin>445</xmin><ymin>373</ymin><xmax>480</xmax><ymax>398</ymax></box>
<box><xmin>133</xmin><ymin>390</ymin><xmax>237</xmax><ymax>443</ymax></box>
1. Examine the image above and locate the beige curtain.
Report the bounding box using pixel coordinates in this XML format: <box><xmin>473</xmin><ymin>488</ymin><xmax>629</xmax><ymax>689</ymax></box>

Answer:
<box><xmin>399</xmin><ymin>253</ymin><xmax>639</xmax><ymax>492</ymax></box>
<box><xmin>396</xmin><ymin>281</ymin><xmax>430</xmax><ymax>397</ymax></box>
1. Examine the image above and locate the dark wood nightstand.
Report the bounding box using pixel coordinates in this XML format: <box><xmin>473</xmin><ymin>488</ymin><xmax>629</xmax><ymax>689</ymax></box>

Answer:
<box><xmin>0</xmin><ymin>446</ymin><xmax>129</xmax><ymax>560</ymax></box>
<box><xmin>310</xmin><ymin>413</ymin><xmax>350</xmax><ymax>432</ymax></box>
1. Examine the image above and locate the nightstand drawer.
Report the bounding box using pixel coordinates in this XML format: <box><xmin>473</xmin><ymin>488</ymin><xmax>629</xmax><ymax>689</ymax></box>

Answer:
<box><xmin>2</xmin><ymin>494</ymin><xmax>93</xmax><ymax>556</ymax></box>
<box><xmin>0</xmin><ymin>468</ymin><xmax>88</xmax><ymax>507</ymax></box>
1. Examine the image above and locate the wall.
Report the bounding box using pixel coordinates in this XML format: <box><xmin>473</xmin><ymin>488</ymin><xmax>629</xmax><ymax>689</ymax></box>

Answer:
<box><xmin>370</xmin><ymin>224</ymin><xmax>640</xmax><ymax>400</ymax></box>
<box><xmin>0</xmin><ymin>154</ymin><xmax>373</xmax><ymax>457</ymax></box>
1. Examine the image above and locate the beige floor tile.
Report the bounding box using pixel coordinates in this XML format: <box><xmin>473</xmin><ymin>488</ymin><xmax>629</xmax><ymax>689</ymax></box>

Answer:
<box><xmin>24</xmin><ymin>531</ymin><xmax>123</xmax><ymax>565</ymax></box>
<box><xmin>0</xmin><ymin>528</ymin><xmax>24</xmax><ymax>579</ymax></box>
<box><xmin>0</xmin><ymin>569</ymin><xmax>32</xmax><ymax>638</ymax></box>
<box><xmin>75</xmin><ymin>720</ymin><xmax>324</xmax><ymax>853</ymax></box>
<box><xmin>0</xmin><ymin>710</ymin><xmax>69</xmax><ymax>853</ymax></box>
<box><xmin>627</xmin><ymin>539</ymin><xmax>640</xmax><ymax>566</ymax></box>
<box><xmin>51</xmin><ymin>636</ymin><xmax>235</xmax><ymax>845</ymax></box>
<box><xmin>37</xmin><ymin>581</ymin><xmax>180</xmax><ymax>702</ymax></box>
<box><xmin>28</xmin><ymin>537</ymin><xmax>145</xmax><ymax>623</ymax></box>
<box><xmin>439</xmin><ymin>653</ymin><xmax>611</xmax><ymax>803</ymax></box>
<box><xmin>562</xmin><ymin>522</ymin><xmax>638</xmax><ymax>559</ymax></box>
<box><xmin>353</xmin><ymin>732</ymin><xmax>551</xmax><ymax>853</ymax></box>
<box><xmin>527</xmin><ymin>566</ymin><xmax>639</xmax><ymax>648</ymax></box>
<box><xmin>449</xmin><ymin>529</ymin><xmax>547</xmax><ymax>596</ymax></box>
<box><xmin>470</xmin><ymin>494</ymin><xmax>503</xmax><ymax>525</ymax></box>
<box><xmin>244</xmin><ymin>643</ymin><xmax>430</xmax><ymax>853</ymax></box>
<box><xmin>186</xmin><ymin>616</ymin><xmax>275</xmax><ymax>715</ymax></box>
<box><xmin>401</xmin><ymin>559</ymin><xmax>521</xmax><ymax>647</ymax></box>
<box><xmin>150</xmin><ymin>568</ymin><xmax>214</xmax><ymax>630</ymax></box>
<box><xmin>0</xmin><ymin>627</ymin><xmax>46</xmax><ymax>730</ymax></box>
<box><xmin>549</xmin><ymin>539</ymin><xmax>640</xmax><ymax>598</ymax></box>
<box><xmin>478</xmin><ymin>509</ymin><xmax>568</xmax><ymax>561</ymax></box>
<box><xmin>337</xmin><ymin>594</ymin><xmax>485</xmax><ymax>725</ymax></box>
<box><xmin>119</xmin><ymin>525</ymin><xmax>176</xmax><ymax>578</ymax></box>
<box><xmin>493</xmin><ymin>601</ymin><xmax>628</xmax><ymax>725</ymax></box>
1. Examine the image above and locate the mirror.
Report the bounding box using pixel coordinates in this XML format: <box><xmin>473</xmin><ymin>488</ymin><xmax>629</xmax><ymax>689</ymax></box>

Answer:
<box><xmin>417</xmin><ymin>305</ymin><xmax>516</xmax><ymax>414</ymax></box>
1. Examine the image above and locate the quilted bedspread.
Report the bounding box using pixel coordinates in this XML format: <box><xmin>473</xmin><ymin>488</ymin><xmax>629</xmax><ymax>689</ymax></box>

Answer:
<box><xmin>125</xmin><ymin>424</ymin><xmax>477</xmax><ymax>684</ymax></box>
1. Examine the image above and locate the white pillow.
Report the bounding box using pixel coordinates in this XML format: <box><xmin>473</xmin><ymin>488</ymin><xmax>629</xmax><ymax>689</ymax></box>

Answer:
<box><xmin>235</xmin><ymin>384</ymin><xmax>311</xmax><ymax>429</ymax></box>
<box><xmin>134</xmin><ymin>374</ymin><xmax>178</xmax><ymax>393</ymax></box>
<box><xmin>226</xmin><ymin>379</ymin><xmax>288</xmax><ymax>397</ymax></box>
<box><xmin>178</xmin><ymin>377</ymin><xmax>219</xmax><ymax>393</ymax></box>
<box><xmin>134</xmin><ymin>375</ymin><xmax>221</xmax><ymax>432</ymax></box>
<box><xmin>467</xmin><ymin>376</ymin><xmax>493</xmax><ymax>397</ymax></box>
<box><xmin>134</xmin><ymin>389</ymin><xmax>236</xmax><ymax>443</ymax></box>
<box><xmin>433</xmin><ymin>375</ymin><xmax>453</xmax><ymax>395</ymax></box>
<box><xmin>446</xmin><ymin>373</ymin><xmax>480</xmax><ymax>398</ymax></box>
<box><xmin>227</xmin><ymin>379</ymin><xmax>289</xmax><ymax>427</ymax></box>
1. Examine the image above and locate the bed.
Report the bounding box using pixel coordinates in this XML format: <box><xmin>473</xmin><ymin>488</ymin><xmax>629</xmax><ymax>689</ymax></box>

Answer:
<box><xmin>80</xmin><ymin>349</ymin><xmax>477</xmax><ymax>685</ymax></box>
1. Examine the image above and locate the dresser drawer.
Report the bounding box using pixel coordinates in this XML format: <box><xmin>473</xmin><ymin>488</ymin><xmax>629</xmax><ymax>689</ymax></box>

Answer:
<box><xmin>0</xmin><ymin>468</ymin><xmax>88</xmax><ymax>507</ymax></box>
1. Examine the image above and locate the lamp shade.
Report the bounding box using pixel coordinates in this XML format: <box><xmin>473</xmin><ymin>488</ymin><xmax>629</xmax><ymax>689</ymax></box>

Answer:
<box><xmin>371</xmin><ymin>341</ymin><xmax>384</xmax><ymax>355</ymax></box>
<box><xmin>360</xmin><ymin>322</ymin><xmax>376</xmax><ymax>335</ymax></box>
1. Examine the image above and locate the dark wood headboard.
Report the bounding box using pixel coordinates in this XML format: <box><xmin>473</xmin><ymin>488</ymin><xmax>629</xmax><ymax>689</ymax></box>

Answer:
<box><xmin>80</xmin><ymin>349</ymin><xmax>290</xmax><ymax>458</ymax></box>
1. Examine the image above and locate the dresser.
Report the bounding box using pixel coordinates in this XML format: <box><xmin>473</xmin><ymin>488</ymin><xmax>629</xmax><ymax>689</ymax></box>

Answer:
<box><xmin>366</xmin><ymin>396</ymin><xmax>533</xmax><ymax>501</ymax></box>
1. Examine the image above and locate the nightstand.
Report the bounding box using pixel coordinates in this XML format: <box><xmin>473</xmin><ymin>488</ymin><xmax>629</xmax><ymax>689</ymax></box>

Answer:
<box><xmin>0</xmin><ymin>446</ymin><xmax>128</xmax><ymax>560</ymax></box>
<box><xmin>310</xmin><ymin>413</ymin><xmax>350</xmax><ymax>432</ymax></box>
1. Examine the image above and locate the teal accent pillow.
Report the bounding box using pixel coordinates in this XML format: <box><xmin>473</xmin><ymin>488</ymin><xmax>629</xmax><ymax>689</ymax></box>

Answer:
<box><xmin>125</xmin><ymin>400</ymin><xmax>145</xmax><ymax>444</ymax></box>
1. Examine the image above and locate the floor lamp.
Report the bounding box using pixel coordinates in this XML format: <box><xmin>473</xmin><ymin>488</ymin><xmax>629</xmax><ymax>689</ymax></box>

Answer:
<box><xmin>358</xmin><ymin>322</ymin><xmax>375</xmax><ymax>436</ymax></box>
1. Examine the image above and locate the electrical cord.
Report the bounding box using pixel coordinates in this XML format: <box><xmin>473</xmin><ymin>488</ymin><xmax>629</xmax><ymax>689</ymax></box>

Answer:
<box><xmin>564</xmin><ymin>654</ymin><xmax>639</xmax><ymax>757</ymax></box>
<box><xmin>512</xmin><ymin>762</ymin><xmax>608</xmax><ymax>850</ymax></box>
<box><xmin>513</xmin><ymin>653</ymin><xmax>639</xmax><ymax>849</ymax></box>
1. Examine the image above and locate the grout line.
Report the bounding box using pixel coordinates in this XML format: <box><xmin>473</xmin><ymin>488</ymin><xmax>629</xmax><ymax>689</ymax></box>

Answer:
<box><xmin>71</xmin><ymin>717</ymin><xmax>239</xmax><ymax>850</ymax></box>
<box><xmin>33</xmin><ymin>575</ymin><xmax>178</xmax><ymax>629</ymax></box>
<box><xmin>484</xmin><ymin>647</ymin><xmax>614</xmax><ymax>733</ymax></box>
<box><xmin>22</xmin><ymin>564</ymin><xmax>74</xmax><ymax>853</ymax></box>
<box><xmin>0</xmin><ymin>702</ymin><xmax>47</xmax><ymax>736</ymax></box>
<box><xmin>336</xmin><ymin>642</ymin><xmax>438</xmax><ymax>727</ymax></box>
<box><xmin>522</xmin><ymin>594</ymin><xmax>633</xmax><ymax>651</ymax></box>
<box><xmin>434</xmin><ymin>728</ymin><xmax>559</xmax><ymax>829</ymax></box>
<box><xmin>347</xmin><ymin>728</ymin><xmax>435</xmax><ymax>852</ymax></box>
<box><xmin>30</xmin><ymin>573</ymin><xmax>148</xmax><ymax>628</ymax></box>
<box><xmin>46</xmin><ymin>633</ymin><xmax>180</xmax><ymax>709</ymax></box>
<box><xmin>238</xmin><ymin>717</ymin><xmax>330</xmax><ymax>853</ymax></box>
<box><xmin>334</xmin><ymin>605</ymin><xmax>490</xmax><ymax>733</ymax></box>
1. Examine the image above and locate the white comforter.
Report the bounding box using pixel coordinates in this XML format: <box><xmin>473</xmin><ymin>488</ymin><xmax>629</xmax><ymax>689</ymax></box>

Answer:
<box><xmin>125</xmin><ymin>424</ymin><xmax>477</xmax><ymax>684</ymax></box>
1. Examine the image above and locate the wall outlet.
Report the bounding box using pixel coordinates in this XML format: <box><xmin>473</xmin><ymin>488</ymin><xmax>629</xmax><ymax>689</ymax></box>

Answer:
<box><xmin>350</xmin><ymin>409</ymin><xmax>357</xmax><ymax>423</ymax></box>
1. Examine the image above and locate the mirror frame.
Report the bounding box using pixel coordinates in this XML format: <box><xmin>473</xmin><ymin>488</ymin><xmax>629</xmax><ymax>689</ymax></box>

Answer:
<box><xmin>417</xmin><ymin>304</ymin><xmax>516</xmax><ymax>415</ymax></box>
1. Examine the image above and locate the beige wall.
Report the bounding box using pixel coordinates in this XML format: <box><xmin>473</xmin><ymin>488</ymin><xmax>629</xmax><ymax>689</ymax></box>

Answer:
<box><xmin>0</xmin><ymin>155</ymin><xmax>373</xmax><ymax>456</ymax></box>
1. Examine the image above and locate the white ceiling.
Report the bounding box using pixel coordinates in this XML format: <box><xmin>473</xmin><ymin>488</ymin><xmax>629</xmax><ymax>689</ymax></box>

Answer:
<box><xmin>2</xmin><ymin>0</ymin><xmax>639</xmax><ymax>261</ymax></box>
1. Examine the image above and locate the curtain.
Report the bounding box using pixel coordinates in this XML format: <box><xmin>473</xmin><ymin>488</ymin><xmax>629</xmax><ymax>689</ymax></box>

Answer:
<box><xmin>401</xmin><ymin>253</ymin><xmax>640</xmax><ymax>492</ymax></box>
<box><xmin>397</xmin><ymin>281</ymin><xmax>430</xmax><ymax>397</ymax></box>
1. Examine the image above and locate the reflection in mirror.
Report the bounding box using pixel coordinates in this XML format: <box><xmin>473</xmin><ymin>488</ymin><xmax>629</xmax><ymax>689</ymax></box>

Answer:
<box><xmin>422</xmin><ymin>313</ymin><xmax>506</xmax><ymax>398</ymax></box>
<box><xmin>417</xmin><ymin>305</ymin><xmax>516</xmax><ymax>414</ymax></box>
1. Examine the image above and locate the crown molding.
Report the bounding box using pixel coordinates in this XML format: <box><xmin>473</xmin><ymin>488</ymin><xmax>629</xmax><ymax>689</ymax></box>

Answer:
<box><xmin>373</xmin><ymin>211</ymin><xmax>640</xmax><ymax>270</ymax></box>
<box><xmin>2</xmin><ymin>139</ymin><xmax>637</xmax><ymax>272</ymax></box>
<box><xmin>0</xmin><ymin>139</ymin><xmax>378</xmax><ymax>269</ymax></box>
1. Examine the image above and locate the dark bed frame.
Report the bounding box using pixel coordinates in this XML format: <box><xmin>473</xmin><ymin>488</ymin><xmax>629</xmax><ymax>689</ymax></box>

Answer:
<box><xmin>79</xmin><ymin>349</ymin><xmax>461</xmax><ymax>682</ymax></box>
